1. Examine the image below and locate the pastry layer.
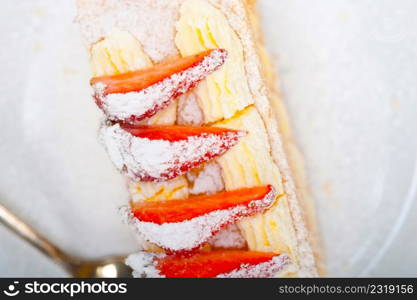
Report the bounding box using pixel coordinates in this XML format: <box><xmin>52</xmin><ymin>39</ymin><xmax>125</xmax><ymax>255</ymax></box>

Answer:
<box><xmin>245</xmin><ymin>1</ymin><xmax>325</xmax><ymax>275</ymax></box>
<box><xmin>126</xmin><ymin>186</ymin><xmax>275</xmax><ymax>251</ymax></box>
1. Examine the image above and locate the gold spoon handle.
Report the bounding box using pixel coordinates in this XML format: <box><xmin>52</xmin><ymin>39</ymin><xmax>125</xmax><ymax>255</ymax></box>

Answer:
<box><xmin>0</xmin><ymin>203</ymin><xmax>76</xmax><ymax>272</ymax></box>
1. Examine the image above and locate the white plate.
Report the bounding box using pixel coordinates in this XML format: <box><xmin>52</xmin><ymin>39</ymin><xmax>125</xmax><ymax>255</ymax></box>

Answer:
<box><xmin>0</xmin><ymin>0</ymin><xmax>416</xmax><ymax>276</ymax></box>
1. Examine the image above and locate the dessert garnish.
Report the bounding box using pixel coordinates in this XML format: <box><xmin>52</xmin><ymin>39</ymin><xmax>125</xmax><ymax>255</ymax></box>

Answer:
<box><xmin>128</xmin><ymin>185</ymin><xmax>276</xmax><ymax>251</ymax></box>
<box><xmin>125</xmin><ymin>250</ymin><xmax>292</xmax><ymax>278</ymax></box>
<box><xmin>91</xmin><ymin>49</ymin><xmax>227</xmax><ymax>123</ymax></box>
<box><xmin>100</xmin><ymin>123</ymin><xmax>245</xmax><ymax>181</ymax></box>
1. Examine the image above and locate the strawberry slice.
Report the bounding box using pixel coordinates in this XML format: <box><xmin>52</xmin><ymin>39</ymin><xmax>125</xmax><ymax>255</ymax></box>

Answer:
<box><xmin>132</xmin><ymin>185</ymin><xmax>275</xmax><ymax>224</ymax></box>
<box><xmin>91</xmin><ymin>50</ymin><xmax>217</xmax><ymax>95</ymax></box>
<box><xmin>120</xmin><ymin>123</ymin><xmax>241</xmax><ymax>142</ymax></box>
<box><xmin>125</xmin><ymin>251</ymin><xmax>292</xmax><ymax>278</ymax></box>
<box><xmin>127</xmin><ymin>186</ymin><xmax>275</xmax><ymax>251</ymax></box>
<box><xmin>100</xmin><ymin>123</ymin><xmax>245</xmax><ymax>182</ymax></box>
<box><xmin>91</xmin><ymin>49</ymin><xmax>227</xmax><ymax>123</ymax></box>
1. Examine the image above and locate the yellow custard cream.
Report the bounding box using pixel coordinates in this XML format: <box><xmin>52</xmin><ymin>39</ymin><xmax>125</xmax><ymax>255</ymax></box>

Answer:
<box><xmin>175</xmin><ymin>0</ymin><xmax>253</xmax><ymax>123</ymax></box>
<box><xmin>215</xmin><ymin>107</ymin><xmax>298</xmax><ymax>263</ymax></box>
<box><xmin>175</xmin><ymin>0</ymin><xmax>297</xmax><ymax>265</ymax></box>
<box><xmin>128</xmin><ymin>177</ymin><xmax>189</xmax><ymax>203</ymax></box>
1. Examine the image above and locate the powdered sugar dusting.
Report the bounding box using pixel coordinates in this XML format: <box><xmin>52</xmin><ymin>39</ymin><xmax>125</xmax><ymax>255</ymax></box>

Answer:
<box><xmin>188</xmin><ymin>162</ymin><xmax>224</xmax><ymax>195</ymax></box>
<box><xmin>217</xmin><ymin>254</ymin><xmax>292</xmax><ymax>278</ymax></box>
<box><xmin>209</xmin><ymin>223</ymin><xmax>247</xmax><ymax>249</ymax></box>
<box><xmin>177</xmin><ymin>92</ymin><xmax>203</xmax><ymax>126</ymax></box>
<box><xmin>76</xmin><ymin>0</ymin><xmax>183</xmax><ymax>61</ymax></box>
<box><xmin>92</xmin><ymin>49</ymin><xmax>227</xmax><ymax>123</ymax></box>
<box><xmin>123</xmin><ymin>187</ymin><xmax>275</xmax><ymax>251</ymax></box>
<box><xmin>125</xmin><ymin>252</ymin><xmax>164</xmax><ymax>278</ymax></box>
<box><xmin>100</xmin><ymin>123</ymin><xmax>245</xmax><ymax>181</ymax></box>
<box><xmin>125</xmin><ymin>251</ymin><xmax>293</xmax><ymax>278</ymax></box>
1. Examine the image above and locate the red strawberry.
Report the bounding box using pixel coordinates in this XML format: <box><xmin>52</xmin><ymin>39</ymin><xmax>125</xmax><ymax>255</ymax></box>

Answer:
<box><xmin>125</xmin><ymin>250</ymin><xmax>292</xmax><ymax>278</ymax></box>
<box><xmin>132</xmin><ymin>185</ymin><xmax>275</xmax><ymax>224</ymax></box>
<box><xmin>128</xmin><ymin>186</ymin><xmax>275</xmax><ymax>251</ymax></box>
<box><xmin>100</xmin><ymin>123</ymin><xmax>245</xmax><ymax>182</ymax></box>
<box><xmin>121</xmin><ymin>123</ymin><xmax>241</xmax><ymax>143</ymax></box>
<box><xmin>91</xmin><ymin>49</ymin><xmax>227</xmax><ymax>123</ymax></box>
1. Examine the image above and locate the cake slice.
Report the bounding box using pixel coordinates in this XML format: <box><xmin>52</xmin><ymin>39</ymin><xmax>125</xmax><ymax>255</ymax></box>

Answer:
<box><xmin>77</xmin><ymin>0</ymin><xmax>323</xmax><ymax>277</ymax></box>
